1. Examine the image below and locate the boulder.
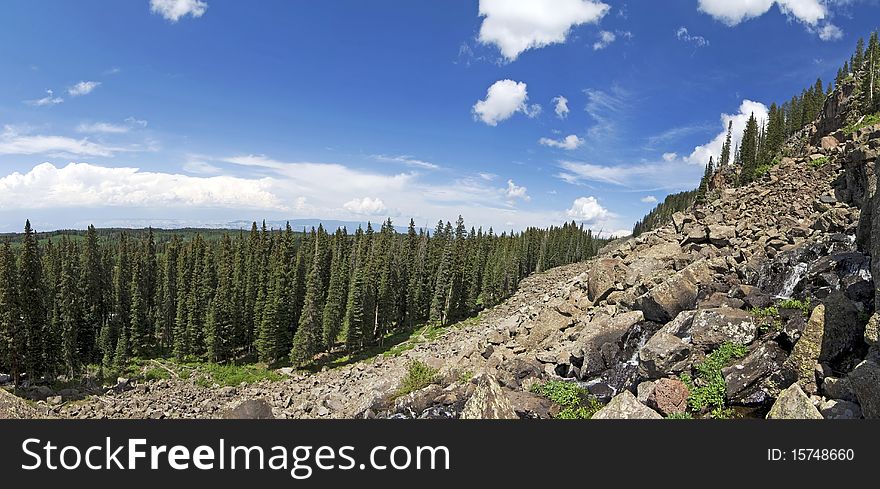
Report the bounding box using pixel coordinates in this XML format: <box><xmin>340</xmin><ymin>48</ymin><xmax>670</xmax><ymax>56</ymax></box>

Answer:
<box><xmin>221</xmin><ymin>399</ymin><xmax>275</xmax><ymax>419</ymax></box>
<box><xmin>820</xmin><ymin>135</ymin><xmax>839</xmax><ymax>150</ymax></box>
<box><xmin>575</xmin><ymin>311</ymin><xmax>645</xmax><ymax>378</ymax></box>
<box><xmin>821</xmin><ymin>376</ymin><xmax>858</xmax><ymax>403</ymax></box>
<box><xmin>722</xmin><ymin>341</ymin><xmax>788</xmax><ymax>404</ymax></box>
<box><xmin>634</xmin><ymin>261</ymin><xmax>712</xmax><ymax>323</ymax></box>
<box><xmin>681</xmin><ymin>223</ymin><xmax>708</xmax><ymax>244</ymax></box>
<box><xmin>819</xmin><ymin>292</ymin><xmax>864</xmax><ymax>363</ymax></box>
<box><xmin>690</xmin><ymin>308</ymin><xmax>758</xmax><ymax>351</ymax></box>
<box><xmin>519</xmin><ymin>309</ymin><xmax>574</xmax><ymax>349</ymax></box>
<box><xmin>459</xmin><ymin>375</ymin><xmax>518</xmax><ymax>419</ymax></box>
<box><xmin>636</xmin><ymin>381</ymin><xmax>655</xmax><ymax>404</ymax></box>
<box><xmin>766</xmin><ymin>384</ymin><xmax>823</xmax><ymax>420</ymax></box>
<box><xmin>591</xmin><ymin>390</ymin><xmax>662</xmax><ymax>419</ymax></box>
<box><xmin>587</xmin><ymin>258</ymin><xmax>629</xmax><ymax>302</ymax></box>
<box><xmin>646</xmin><ymin>378</ymin><xmax>689</xmax><ymax>416</ymax></box>
<box><xmin>819</xmin><ymin>399</ymin><xmax>862</xmax><ymax>419</ymax></box>
<box><xmin>638</xmin><ymin>332</ymin><xmax>691</xmax><ymax>379</ymax></box>
<box><xmin>865</xmin><ymin>312</ymin><xmax>880</xmax><ymax>346</ymax></box>
<box><xmin>782</xmin><ymin>305</ymin><xmax>825</xmax><ymax>394</ymax></box>
<box><xmin>707</xmin><ymin>225</ymin><xmax>736</xmax><ymax>247</ymax></box>
<box><xmin>849</xmin><ymin>360</ymin><xmax>880</xmax><ymax>419</ymax></box>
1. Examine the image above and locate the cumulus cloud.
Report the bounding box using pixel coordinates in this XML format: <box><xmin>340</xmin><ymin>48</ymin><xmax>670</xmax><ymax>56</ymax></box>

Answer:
<box><xmin>593</xmin><ymin>30</ymin><xmax>616</xmax><ymax>50</ymax></box>
<box><xmin>676</xmin><ymin>27</ymin><xmax>710</xmax><ymax>47</ymax></box>
<box><xmin>697</xmin><ymin>0</ymin><xmax>843</xmax><ymax>40</ymax></box>
<box><xmin>150</xmin><ymin>0</ymin><xmax>208</xmax><ymax>22</ymax></box>
<box><xmin>505</xmin><ymin>179</ymin><xmax>531</xmax><ymax>203</ymax></box>
<box><xmin>343</xmin><ymin>197</ymin><xmax>387</xmax><ymax>215</ymax></box>
<box><xmin>0</xmin><ymin>162</ymin><xmax>283</xmax><ymax>210</ymax></box>
<box><xmin>473</xmin><ymin>79</ymin><xmax>541</xmax><ymax>126</ymax></box>
<box><xmin>68</xmin><ymin>81</ymin><xmax>101</xmax><ymax>97</ymax></box>
<box><xmin>641</xmin><ymin>195</ymin><xmax>658</xmax><ymax>204</ymax></box>
<box><xmin>685</xmin><ymin>99</ymin><xmax>769</xmax><ymax>166</ymax></box>
<box><xmin>76</xmin><ymin>122</ymin><xmax>130</xmax><ymax>134</ymax></box>
<box><xmin>552</xmin><ymin>95</ymin><xmax>570</xmax><ymax>119</ymax></box>
<box><xmin>566</xmin><ymin>196</ymin><xmax>610</xmax><ymax>225</ymax></box>
<box><xmin>25</xmin><ymin>89</ymin><xmax>63</xmax><ymax>107</ymax></box>
<box><xmin>662</xmin><ymin>152</ymin><xmax>678</xmax><ymax>162</ymax></box>
<box><xmin>0</xmin><ymin>125</ymin><xmax>121</xmax><ymax>157</ymax></box>
<box><xmin>478</xmin><ymin>0</ymin><xmax>610</xmax><ymax>61</ymax></box>
<box><xmin>539</xmin><ymin>134</ymin><xmax>585</xmax><ymax>150</ymax></box>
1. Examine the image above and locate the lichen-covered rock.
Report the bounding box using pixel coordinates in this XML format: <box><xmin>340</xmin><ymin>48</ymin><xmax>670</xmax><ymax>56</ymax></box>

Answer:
<box><xmin>634</xmin><ymin>261</ymin><xmax>711</xmax><ymax>323</ymax></box>
<box><xmin>591</xmin><ymin>390</ymin><xmax>662</xmax><ymax>419</ymax></box>
<box><xmin>638</xmin><ymin>332</ymin><xmax>691</xmax><ymax>379</ymax></box>
<box><xmin>690</xmin><ymin>308</ymin><xmax>758</xmax><ymax>350</ymax></box>
<box><xmin>723</xmin><ymin>341</ymin><xmax>788</xmax><ymax>404</ymax></box>
<box><xmin>587</xmin><ymin>258</ymin><xmax>629</xmax><ymax>302</ymax></box>
<box><xmin>459</xmin><ymin>375</ymin><xmax>518</xmax><ymax>420</ymax></box>
<box><xmin>646</xmin><ymin>378</ymin><xmax>689</xmax><ymax>416</ymax></box>
<box><xmin>766</xmin><ymin>384</ymin><xmax>823</xmax><ymax>420</ymax></box>
<box><xmin>783</xmin><ymin>304</ymin><xmax>825</xmax><ymax>394</ymax></box>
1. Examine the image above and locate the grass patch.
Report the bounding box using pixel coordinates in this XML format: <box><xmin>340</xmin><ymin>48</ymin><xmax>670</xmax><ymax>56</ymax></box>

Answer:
<box><xmin>530</xmin><ymin>380</ymin><xmax>603</xmax><ymax>419</ymax></box>
<box><xmin>394</xmin><ymin>360</ymin><xmax>439</xmax><ymax>398</ymax></box>
<box><xmin>681</xmin><ymin>342</ymin><xmax>748</xmax><ymax>414</ymax></box>
<box><xmin>188</xmin><ymin>362</ymin><xmax>282</xmax><ymax>387</ymax></box>
<box><xmin>809</xmin><ymin>156</ymin><xmax>829</xmax><ymax>168</ymax></box>
<box><xmin>843</xmin><ymin>112</ymin><xmax>880</xmax><ymax>134</ymax></box>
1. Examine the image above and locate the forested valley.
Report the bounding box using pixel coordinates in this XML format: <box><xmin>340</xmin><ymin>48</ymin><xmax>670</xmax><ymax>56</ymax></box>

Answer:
<box><xmin>0</xmin><ymin>217</ymin><xmax>606</xmax><ymax>384</ymax></box>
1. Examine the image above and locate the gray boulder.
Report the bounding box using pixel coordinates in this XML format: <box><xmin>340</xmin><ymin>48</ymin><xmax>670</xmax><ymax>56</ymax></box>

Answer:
<box><xmin>587</xmin><ymin>258</ymin><xmax>629</xmax><ymax>302</ymax></box>
<box><xmin>221</xmin><ymin>399</ymin><xmax>275</xmax><ymax>419</ymax></box>
<box><xmin>819</xmin><ymin>399</ymin><xmax>862</xmax><ymax>419</ymax></box>
<box><xmin>782</xmin><ymin>305</ymin><xmax>825</xmax><ymax>394</ymax></box>
<box><xmin>766</xmin><ymin>384</ymin><xmax>823</xmax><ymax>420</ymax></box>
<box><xmin>575</xmin><ymin>311</ymin><xmax>644</xmax><ymax>378</ymax></box>
<box><xmin>690</xmin><ymin>308</ymin><xmax>758</xmax><ymax>351</ymax></box>
<box><xmin>460</xmin><ymin>374</ymin><xmax>518</xmax><ymax>419</ymax></box>
<box><xmin>849</xmin><ymin>360</ymin><xmax>880</xmax><ymax>419</ymax></box>
<box><xmin>634</xmin><ymin>261</ymin><xmax>712</xmax><ymax>323</ymax></box>
<box><xmin>591</xmin><ymin>390</ymin><xmax>662</xmax><ymax>419</ymax></box>
<box><xmin>722</xmin><ymin>341</ymin><xmax>788</xmax><ymax>404</ymax></box>
<box><xmin>707</xmin><ymin>225</ymin><xmax>736</xmax><ymax>247</ymax></box>
<box><xmin>638</xmin><ymin>332</ymin><xmax>691</xmax><ymax>379</ymax></box>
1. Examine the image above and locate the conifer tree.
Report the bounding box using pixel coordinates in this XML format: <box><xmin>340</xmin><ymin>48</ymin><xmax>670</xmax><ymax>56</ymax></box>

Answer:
<box><xmin>290</xmin><ymin>227</ymin><xmax>329</xmax><ymax>366</ymax></box>
<box><xmin>0</xmin><ymin>242</ymin><xmax>23</xmax><ymax>384</ymax></box>
<box><xmin>322</xmin><ymin>228</ymin><xmax>349</xmax><ymax>350</ymax></box>
<box><xmin>18</xmin><ymin>220</ymin><xmax>47</xmax><ymax>378</ymax></box>
<box><xmin>719</xmin><ymin>121</ymin><xmax>733</xmax><ymax>167</ymax></box>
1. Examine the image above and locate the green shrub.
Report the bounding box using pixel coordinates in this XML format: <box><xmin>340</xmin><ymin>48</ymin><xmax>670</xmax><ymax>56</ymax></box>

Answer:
<box><xmin>777</xmin><ymin>298</ymin><xmax>810</xmax><ymax>316</ymax></box>
<box><xmin>395</xmin><ymin>360</ymin><xmax>439</xmax><ymax>398</ymax></box>
<box><xmin>191</xmin><ymin>362</ymin><xmax>282</xmax><ymax>387</ymax></box>
<box><xmin>685</xmin><ymin>343</ymin><xmax>748</xmax><ymax>413</ymax></box>
<box><xmin>710</xmin><ymin>406</ymin><xmax>737</xmax><ymax>419</ymax></box>
<box><xmin>666</xmin><ymin>411</ymin><xmax>694</xmax><ymax>420</ymax></box>
<box><xmin>530</xmin><ymin>380</ymin><xmax>603</xmax><ymax>419</ymax></box>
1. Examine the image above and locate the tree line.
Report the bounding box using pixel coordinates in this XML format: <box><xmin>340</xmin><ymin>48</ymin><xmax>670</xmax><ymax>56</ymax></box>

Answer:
<box><xmin>0</xmin><ymin>218</ymin><xmax>604</xmax><ymax>383</ymax></box>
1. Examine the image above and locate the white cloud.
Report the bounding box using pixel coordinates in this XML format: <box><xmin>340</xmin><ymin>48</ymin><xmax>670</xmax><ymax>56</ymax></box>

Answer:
<box><xmin>372</xmin><ymin>154</ymin><xmax>440</xmax><ymax>170</ymax></box>
<box><xmin>584</xmin><ymin>86</ymin><xmax>627</xmax><ymax>140</ymax></box>
<box><xmin>676</xmin><ymin>27</ymin><xmax>710</xmax><ymax>47</ymax></box>
<box><xmin>0</xmin><ymin>125</ymin><xmax>120</xmax><ymax>157</ymax></box>
<box><xmin>593</xmin><ymin>30</ymin><xmax>616</xmax><ymax>50</ymax></box>
<box><xmin>556</xmin><ymin>159</ymin><xmax>705</xmax><ymax>191</ymax></box>
<box><xmin>150</xmin><ymin>0</ymin><xmax>208</xmax><ymax>22</ymax></box>
<box><xmin>478</xmin><ymin>0</ymin><xmax>610</xmax><ymax>61</ymax></box>
<box><xmin>25</xmin><ymin>89</ymin><xmax>63</xmax><ymax>107</ymax></box>
<box><xmin>539</xmin><ymin>134</ymin><xmax>585</xmax><ymax>150</ymax></box>
<box><xmin>685</xmin><ymin>99</ymin><xmax>769</xmax><ymax>166</ymax></box>
<box><xmin>68</xmin><ymin>81</ymin><xmax>101</xmax><ymax>97</ymax></box>
<box><xmin>0</xmin><ymin>162</ymin><xmax>282</xmax><ymax>210</ymax></box>
<box><xmin>641</xmin><ymin>195</ymin><xmax>658</xmax><ymax>204</ymax></box>
<box><xmin>343</xmin><ymin>197</ymin><xmax>387</xmax><ymax>215</ymax></box>
<box><xmin>662</xmin><ymin>152</ymin><xmax>678</xmax><ymax>162</ymax></box>
<box><xmin>124</xmin><ymin>117</ymin><xmax>149</xmax><ymax>128</ymax></box>
<box><xmin>505</xmin><ymin>179</ymin><xmax>531</xmax><ymax>203</ymax></box>
<box><xmin>478</xmin><ymin>172</ymin><xmax>497</xmax><ymax>181</ymax></box>
<box><xmin>473</xmin><ymin>79</ymin><xmax>541</xmax><ymax>126</ymax></box>
<box><xmin>182</xmin><ymin>159</ymin><xmax>221</xmax><ymax>174</ymax></box>
<box><xmin>76</xmin><ymin>122</ymin><xmax>130</xmax><ymax>134</ymax></box>
<box><xmin>818</xmin><ymin>23</ymin><xmax>843</xmax><ymax>41</ymax></box>
<box><xmin>552</xmin><ymin>95</ymin><xmax>570</xmax><ymax>119</ymax></box>
<box><xmin>566</xmin><ymin>196</ymin><xmax>610</xmax><ymax>224</ymax></box>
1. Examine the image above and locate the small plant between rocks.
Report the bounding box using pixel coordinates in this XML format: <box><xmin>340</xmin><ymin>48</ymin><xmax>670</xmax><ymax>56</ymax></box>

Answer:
<box><xmin>680</xmin><ymin>342</ymin><xmax>748</xmax><ymax>418</ymax></box>
<box><xmin>530</xmin><ymin>380</ymin><xmax>603</xmax><ymax>419</ymax></box>
<box><xmin>394</xmin><ymin>360</ymin><xmax>439</xmax><ymax>399</ymax></box>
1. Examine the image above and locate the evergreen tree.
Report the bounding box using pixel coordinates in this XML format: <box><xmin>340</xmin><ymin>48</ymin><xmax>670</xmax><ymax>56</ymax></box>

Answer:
<box><xmin>290</xmin><ymin>227</ymin><xmax>329</xmax><ymax>366</ymax></box>
<box><xmin>719</xmin><ymin>120</ymin><xmax>733</xmax><ymax>166</ymax></box>
<box><xmin>738</xmin><ymin>113</ymin><xmax>759</xmax><ymax>185</ymax></box>
<box><xmin>322</xmin><ymin>228</ymin><xmax>349</xmax><ymax>350</ymax></box>
<box><xmin>18</xmin><ymin>220</ymin><xmax>48</xmax><ymax>379</ymax></box>
<box><xmin>0</xmin><ymin>242</ymin><xmax>23</xmax><ymax>384</ymax></box>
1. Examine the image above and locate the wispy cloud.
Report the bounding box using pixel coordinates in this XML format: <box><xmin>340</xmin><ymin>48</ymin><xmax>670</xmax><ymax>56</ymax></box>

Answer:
<box><xmin>675</xmin><ymin>26</ymin><xmax>710</xmax><ymax>47</ymax></box>
<box><xmin>25</xmin><ymin>89</ymin><xmax>64</xmax><ymax>107</ymax></box>
<box><xmin>68</xmin><ymin>81</ymin><xmax>101</xmax><ymax>97</ymax></box>
<box><xmin>371</xmin><ymin>154</ymin><xmax>441</xmax><ymax>170</ymax></box>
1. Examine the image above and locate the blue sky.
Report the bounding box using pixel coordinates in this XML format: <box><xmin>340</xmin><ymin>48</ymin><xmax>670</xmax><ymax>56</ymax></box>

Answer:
<box><xmin>0</xmin><ymin>0</ymin><xmax>878</xmax><ymax>234</ymax></box>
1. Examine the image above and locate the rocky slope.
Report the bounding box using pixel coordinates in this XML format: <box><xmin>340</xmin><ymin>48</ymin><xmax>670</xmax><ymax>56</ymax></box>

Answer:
<box><xmin>5</xmin><ymin>83</ymin><xmax>880</xmax><ymax>420</ymax></box>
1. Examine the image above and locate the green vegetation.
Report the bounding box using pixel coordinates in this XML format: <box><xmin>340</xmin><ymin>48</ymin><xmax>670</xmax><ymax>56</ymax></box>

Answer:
<box><xmin>681</xmin><ymin>343</ymin><xmax>748</xmax><ymax>415</ymax></box>
<box><xmin>530</xmin><ymin>380</ymin><xmax>603</xmax><ymax>420</ymax></box>
<box><xmin>666</xmin><ymin>411</ymin><xmax>694</xmax><ymax>420</ymax></box>
<box><xmin>777</xmin><ymin>298</ymin><xmax>811</xmax><ymax>316</ymax></box>
<box><xmin>843</xmin><ymin>112</ymin><xmax>880</xmax><ymax>134</ymax></box>
<box><xmin>632</xmin><ymin>190</ymin><xmax>698</xmax><ymax>236</ymax></box>
<box><xmin>394</xmin><ymin>360</ymin><xmax>439</xmax><ymax>398</ymax></box>
<box><xmin>0</xmin><ymin>217</ymin><xmax>606</xmax><ymax>384</ymax></box>
<box><xmin>809</xmin><ymin>156</ymin><xmax>830</xmax><ymax>168</ymax></box>
<box><xmin>190</xmin><ymin>362</ymin><xmax>282</xmax><ymax>387</ymax></box>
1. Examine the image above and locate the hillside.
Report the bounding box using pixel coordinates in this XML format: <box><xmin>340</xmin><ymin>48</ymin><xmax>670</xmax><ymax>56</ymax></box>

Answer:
<box><xmin>25</xmin><ymin>94</ymin><xmax>879</xmax><ymax>419</ymax></box>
